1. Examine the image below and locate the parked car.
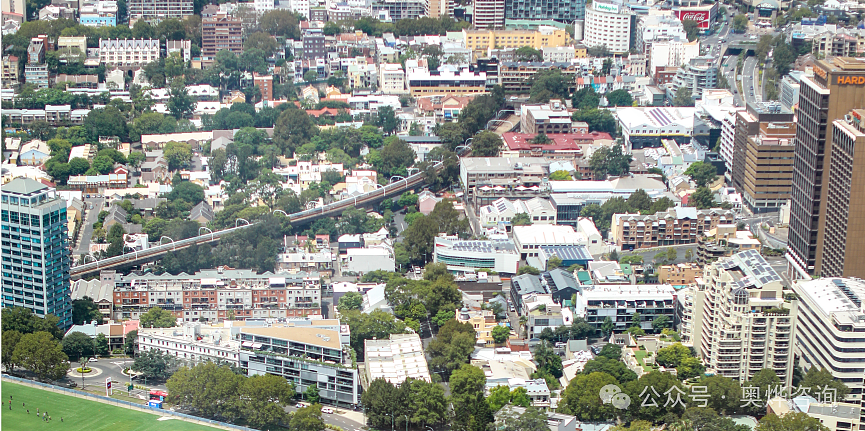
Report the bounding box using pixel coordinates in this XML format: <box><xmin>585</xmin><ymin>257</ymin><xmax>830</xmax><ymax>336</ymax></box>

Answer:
<box><xmin>296</xmin><ymin>403</ymin><xmax>306</xmax><ymax>408</ymax></box>
<box><xmin>322</xmin><ymin>407</ymin><xmax>334</xmax><ymax>414</ymax></box>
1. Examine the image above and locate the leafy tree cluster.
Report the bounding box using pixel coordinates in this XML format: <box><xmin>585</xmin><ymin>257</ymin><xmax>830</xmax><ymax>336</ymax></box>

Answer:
<box><xmin>167</xmin><ymin>361</ymin><xmax>296</xmax><ymax>429</ymax></box>
<box><xmin>351</xmin><ymin>15</ymin><xmax>470</xmax><ymax>38</ymax></box>
<box><xmin>580</xmin><ymin>194</ymin><xmax>675</xmax><ymax>236</ymax></box>
<box><xmin>386</xmin><ymin>264</ymin><xmax>462</xmax><ymax>325</ymax></box>
<box><xmin>340</xmin><ymin>310</ymin><xmax>409</xmax><ymax>357</ymax></box>
<box><xmin>2</xmin><ymin>330</ymin><xmax>69</xmax><ymax>381</ymax></box>
<box><xmin>684</xmin><ymin>161</ymin><xmax>718</xmax><ymax>188</ymax></box>
<box><xmin>427</xmin><ymin>319</ymin><xmax>477</xmax><ymax>380</ymax></box>
<box><xmin>451</xmin><ymin>364</ymin><xmax>495</xmax><ymax>431</ymax></box>
<box><xmin>401</xmin><ymin>201</ymin><xmax>471</xmax><ymax>266</ymax></box>
<box><xmin>538</xmin><ymin>317</ymin><xmax>596</xmax><ymax>343</ymax></box>
<box><xmin>589</xmin><ymin>145</ymin><xmax>632</xmax><ymax>179</ymax></box>
<box><xmin>362</xmin><ymin>378</ymin><xmax>449</xmax><ymax>430</ymax></box>
<box><xmin>433</xmin><ymin>86</ymin><xmax>505</xmax><ymax>151</ymax></box>
<box><xmin>532</xmin><ymin>341</ymin><xmax>564</xmax><ymax>389</ymax></box>
<box><xmin>655</xmin><ymin>343</ymin><xmax>705</xmax><ymax>379</ymax></box>
<box><xmin>529</xmin><ymin>69</ymin><xmax>571</xmax><ymax>103</ymax></box>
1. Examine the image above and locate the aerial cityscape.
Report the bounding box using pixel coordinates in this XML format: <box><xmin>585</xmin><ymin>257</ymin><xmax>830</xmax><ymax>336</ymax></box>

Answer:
<box><xmin>1</xmin><ymin>0</ymin><xmax>864</xmax><ymax>430</ymax></box>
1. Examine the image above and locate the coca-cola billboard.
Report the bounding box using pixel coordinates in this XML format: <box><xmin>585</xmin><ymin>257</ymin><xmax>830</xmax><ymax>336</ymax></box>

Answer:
<box><xmin>678</xmin><ymin>9</ymin><xmax>711</xmax><ymax>28</ymax></box>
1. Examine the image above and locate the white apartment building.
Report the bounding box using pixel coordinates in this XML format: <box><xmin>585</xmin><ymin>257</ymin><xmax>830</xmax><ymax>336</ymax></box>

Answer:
<box><xmin>683</xmin><ymin>249</ymin><xmax>795</xmax><ymax>384</ymax></box>
<box><xmin>636</xmin><ymin>11</ymin><xmax>687</xmax><ymax>54</ymax></box>
<box><xmin>720</xmin><ymin>107</ymin><xmax>743</xmax><ymax>183</ymax></box>
<box><xmin>793</xmin><ymin>278</ymin><xmax>865</xmax><ymax>406</ymax></box>
<box><xmin>576</xmin><ymin>284</ymin><xmax>677</xmax><ymax>331</ymax></box>
<box><xmin>583</xmin><ymin>1</ymin><xmax>633</xmax><ymax>54</ymax></box>
<box><xmin>433</xmin><ymin>237</ymin><xmax>520</xmax><ymax>275</ymax></box>
<box><xmin>378</xmin><ymin>63</ymin><xmax>406</xmax><ymax>94</ymax></box>
<box><xmin>254</xmin><ymin>0</ymin><xmax>274</xmax><ymax>12</ymax></box>
<box><xmin>364</xmin><ymin>333</ymin><xmax>430</xmax><ymax>386</ymax></box>
<box><xmin>542</xmin><ymin>46</ymin><xmax>576</xmax><ymax>63</ymax></box>
<box><xmin>128</xmin><ymin>0</ymin><xmax>194</xmax><ymax>24</ymax></box>
<box><xmin>513</xmin><ymin>225</ymin><xmax>583</xmax><ymax>259</ymax></box>
<box><xmin>479</xmin><ymin>197</ymin><xmax>557</xmax><ymax>228</ymax></box>
<box><xmin>472</xmin><ymin>0</ymin><xmax>505</xmax><ymax>29</ymax></box>
<box><xmin>649</xmin><ymin>38</ymin><xmax>700</xmax><ymax>76</ymax></box>
<box><xmin>98</xmin><ymin>39</ymin><xmax>159</xmax><ymax>68</ymax></box>
<box><xmin>138</xmin><ymin>322</ymin><xmax>242</xmax><ymax>363</ymax></box>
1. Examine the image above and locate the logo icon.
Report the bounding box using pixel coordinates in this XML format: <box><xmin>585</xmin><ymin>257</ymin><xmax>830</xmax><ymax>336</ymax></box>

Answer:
<box><xmin>600</xmin><ymin>384</ymin><xmax>631</xmax><ymax>409</ymax></box>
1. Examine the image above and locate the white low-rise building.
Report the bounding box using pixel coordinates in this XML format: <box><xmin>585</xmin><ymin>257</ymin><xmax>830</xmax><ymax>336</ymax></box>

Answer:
<box><xmin>513</xmin><ymin>225</ymin><xmax>584</xmax><ymax>259</ymax></box>
<box><xmin>576</xmin><ymin>284</ymin><xmax>677</xmax><ymax>331</ymax></box>
<box><xmin>434</xmin><ymin>237</ymin><xmax>520</xmax><ymax>275</ymax></box>
<box><xmin>99</xmin><ymin>38</ymin><xmax>159</xmax><ymax>67</ymax></box>
<box><xmin>479</xmin><ymin>197</ymin><xmax>557</xmax><ymax>228</ymax></box>
<box><xmin>342</xmin><ymin>246</ymin><xmax>396</xmax><ymax>274</ymax></box>
<box><xmin>138</xmin><ymin>322</ymin><xmax>242</xmax><ymax>364</ymax></box>
<box><xmin>364</xmin><ymin>333</ymin><xmax>430</xmax><ymax>386</ymax></box>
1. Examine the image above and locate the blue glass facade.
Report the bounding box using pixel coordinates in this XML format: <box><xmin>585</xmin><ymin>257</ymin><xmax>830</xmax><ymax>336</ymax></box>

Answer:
<box><xmin>1</xmin><ymin>178</ymin><xmax>72</xmax><ymax>328</ymax></box>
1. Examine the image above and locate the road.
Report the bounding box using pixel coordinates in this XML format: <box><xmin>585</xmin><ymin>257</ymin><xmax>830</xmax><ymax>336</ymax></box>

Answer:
<box><xmin>74</xmin><ymin>197</ymin><xmax>106</xmax><ymax>259</ymax></box>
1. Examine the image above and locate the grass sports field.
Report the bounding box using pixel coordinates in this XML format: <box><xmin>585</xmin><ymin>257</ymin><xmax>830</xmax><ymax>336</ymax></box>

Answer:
<box><xmin>1</xmin><ymin>380</ymin><xmax>222</xmax><ymax>431</ymax></box>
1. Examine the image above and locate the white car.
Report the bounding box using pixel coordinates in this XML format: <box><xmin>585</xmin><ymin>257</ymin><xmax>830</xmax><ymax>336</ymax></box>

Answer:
<box><xmin>89</xmin><ymin>357</ymin><xmax>98</xmax><ymax>362</ymax></box>
<box><xmin>296</xmin><ymin>403</ymin><xmax>306</xmax><ymax>408</ymax></box>
<box><xmin>321</xmin><ymin>407</ymin><xmax>334</xmax><ymax>414</ymax></box>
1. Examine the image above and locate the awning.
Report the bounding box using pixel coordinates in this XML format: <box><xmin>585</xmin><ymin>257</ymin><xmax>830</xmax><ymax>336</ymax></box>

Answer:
<box><xmin>242</xmin><ymin>341</ymin><xmax>253</xmax><ymax>347</ymax></box>
<box><xmin>479</xmin><ymin>186</ymin><xmax>492</xmax><ymax>190</ymax></box>
<box><xmin>493</xmin><ymin>186</ymin><xmax>506</xmax><ymax>190</ymax></box>
<box><xmin>251</xmin><ymin>343</ymin><xmax>263</xmax><ymax>349</ymax></box>
<box><xmin>516</xmin><ymin>186</ymin><xmax>528</xmax><ymax>191</ymax></box>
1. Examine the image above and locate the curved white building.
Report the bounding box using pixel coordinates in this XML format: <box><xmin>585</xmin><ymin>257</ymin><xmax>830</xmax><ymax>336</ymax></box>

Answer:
<box><xmin>583</xmin><ymin>1</ymin><xmax>633</xmax><ymax>54</ymax></box>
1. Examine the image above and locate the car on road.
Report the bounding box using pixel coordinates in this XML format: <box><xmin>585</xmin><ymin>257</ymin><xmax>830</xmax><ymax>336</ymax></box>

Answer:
<box><xmin>322</xmin><ymin>407</ymin><xmax>334</xmax><ymax>414</ymax></box>
<box><xmin>296</xmin><ymin>403</ymin><xmax>306</xmax><ymax>408</ymax></box>
<box><xmin>89</xmin><ymin>357</ymin><xmax>98</xmax><ymax>362</ymax></box>
<box><xmin>735</xmin><ymin>215</ymin><xmax>744</xmax><ymax>220</ymax></box>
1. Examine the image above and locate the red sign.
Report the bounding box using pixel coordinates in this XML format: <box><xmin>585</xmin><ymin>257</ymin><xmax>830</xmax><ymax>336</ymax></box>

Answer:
<box><xmin>678</xmin><ymin>10</ymin><xmax>711</xmax><ymax>28</ymax></box>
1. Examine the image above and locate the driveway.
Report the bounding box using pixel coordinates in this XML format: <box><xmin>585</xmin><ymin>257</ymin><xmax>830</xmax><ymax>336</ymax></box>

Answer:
<box><xmin>74</xmin><ymin>197</ymin><xmax>106</xmax><ymax>259</ymax></box>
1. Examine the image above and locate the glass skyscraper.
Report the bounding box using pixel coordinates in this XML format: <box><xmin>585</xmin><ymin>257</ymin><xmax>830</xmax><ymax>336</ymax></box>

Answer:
<box><xmin>1</xmin><ymin>178</ymin><xmax>72</xmax><ymax>328</ymax></box>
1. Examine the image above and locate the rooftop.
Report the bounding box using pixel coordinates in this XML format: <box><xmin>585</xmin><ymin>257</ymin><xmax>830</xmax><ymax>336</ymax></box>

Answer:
<box><xmin>242</xmin><ymin>325</ymin><xmax>342</xmax><ymax>349</ymax></box>
<box><xmin>794</xmin><ymin>278</ymin><xmax>865</xmax><ymax>326</ymax></box>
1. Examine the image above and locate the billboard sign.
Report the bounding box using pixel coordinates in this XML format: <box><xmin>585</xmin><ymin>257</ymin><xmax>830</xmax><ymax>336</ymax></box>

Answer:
<box><xmin>595</xmin><ymin>2</ymin><xmax>620</xmax><ymax>14</ymax></box>
<box><xmin>678</xmin><ymin>9</ymin><xmax>711</xmax><ymax>28</ymax></box>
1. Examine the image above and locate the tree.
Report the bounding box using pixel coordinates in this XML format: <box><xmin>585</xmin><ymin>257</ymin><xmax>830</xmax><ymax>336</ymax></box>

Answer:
<box><xmin>774</xmin><ymin>42</ymin><xmax>797</xmax><ymax>77</ymax></box>
<box><xmin>408</xmin><ymin>378</ymin><xmax>449</xmax><ymax>428</ymax></box>
<box><xmin>2</xmin><ymin>330</ymin><xmax>23</xmax><ymax>373</ymax></box>
<box><xmin>471</xmin><ymin>131</ymin><xmax>503</xmax><ymax>157</ymax></box>
<box><xmin>487</xmin><ymin>385</ymin><xmax>513</xmax><ymax>412</ymax></box>
<box><xmin>606</xmin><ymin>89</ymin><xmax>634</xmax><ymax>107</ymax></box>
<box><xmin>549</xmin><ymin>170</ymin><xmax>573</xmax><ymax>181</ymax></box>
<box><xmin>582</xmin><ymin>356</ymin><xmax>638</xmax><ymax>383</ymax></box>
<box><xmin>590</xmin><ymin>145</ymin><xmax>633</xmax><ymax>179</ymax></box>
<box><xmin>573</xmin><ymin>109</ymin><xmax>617</xmax><ymax>135</ymax></box>
<box><xmin>573</xmin><ymin>87</ymin><xmax>601</xmax><ymax>110</ymax></box>
<box><xmin>627</xmin><ymin>189</ymin><xmax>652</xmax><ymax>212</ymax></box>
<box><xmin>496</xmin><ymin>406</ymin><xmax>549</xmax><ymax>431</ymax></box>
<box><xmin>168</xmin><ymin>180</ymin><xmax>204</xmax><ymax>205</ymax></box>
<box><xmin>304</xmin><ymin>384</ymin><xmax>320</xmax><ymax>404</ymax></box>
<box><xmin>1</xmin><ymin>307</ymin><xmax>63</xmax><ymax>340</ymax></box>
<box><xmin>701</xmin><ymin>375</ymin><xmax>744</xmax><ymax>415</ymax></box>
<box><xmin>274</xmin><ymin>108</ymin><xmax>319</xmax><ymax>155</ymax></box>
<box><xmin>685</xmin><ymin>162</ymin><xmax>718</xmax><ymax>187</ymax></box>
<box><xmin>338</xmin><ymin>291</ymin><xmax>363</xmax><ymax>312</ymax></box>
<box><xmin>511</xmin><ymin>213</ymin><xmax>532</xmax><ymax>226</ymax></box>
<box><xmin>518</xmin><ymin>265</ymin><xmax>540</xmax><ymax>275</ymax></box>
<box><xmin>62</xmin><ymin>331</ymin><xmax>95</xmax><ymax>362</ymax></box>
<box><xmin>732</xmin><ymin>14</ymin><xmax>749</xmax><ymax>33</ymax></box>
<box><xmin>167</xmin><ymin>78</ymin><xmax>195</xmax><ymax>119</ymax></box>
<box><xmin>755</xmin><ymin>413</ymin><xmax>830</xmax><ymax>431</ymax></box>
<box><xmin>304</xmin><ymin>70</ymin><xmax>318</xmax><ymax>83</ymax></box>
<box><xmin>13</xmin><ymin>331</ymin><xmax>69</xmax><ymax>381</ymax></box>
<box><xmin>167</xmin><ymin>362</ymin><xmax>243</xmax><ymax>421</ymax></box>
<box><xmin>163</xmin><ymin>141</ymin><xmax>193</xmax><ymax>171</ymax></box>
<box><xmin>682</xmin><ymin>19</ymin><xmax>700</xmax><ymax>42</ymax></box>
<box><xmin>84</xmin><ymin>106</ymin><xmax>128</xmax><ymax>141</ymax></box>
<box><xmin>652</xmin><ymin>315</ymin><xmax>670</xmax><ymax>332</ymax></box>
<box><xmin>491</xmin><ymin>325</ymin><xmax>510</xmax><ymax>344</ymax></box>
<box><xmin>451</xmin><ymin>364</ymin><xmax>493</xmax><ymax>431</ymax></box>
<box><xmin>601</xmin><ymin>317</ymin><xmax>615</xmax><ymax>337</ymax></box>
<box><xmin>530</xmin><ymin>69</ymin><xmax>570</xmax><ymax>103</ymax></box>
<box><xmin>655</xmin><ymin>343</ymin><xmax>704</xmax><ymax>379</ymax></box>
<box><xmin>546</xmin><ymin>256</ymin><xmax>563</xmax><ymax>270</ymax></box>
<box><xmin>560</xmin><ymin>372</ymin><xmax>621</xmax><ymax>421</ymax></box>
<box><xmin>690</xmin><ymin>187</ymin><xmax>716</xmax><ymax>209</ymax></box>
<box><xmin>124</xmin><ymin>329</ymin><xmax>138</xmax><ymax>356</ymax></box>
<box><xmin>674</xmin><ymin>87</ymin><xmax>695</xmax><ymax>107</ymax></box>
<box><xmin>240</xmin><ymin>373</ymin><xmax>295</xmax><ymax>429</ymax></box>
<box><xmin>290</xmin><ymin>405</ymin><xmax>327</xmax><ymax>431</ymax></box>
<box><xmin>139</xmin><ymin>307</ymin><xmax>177</xmax><ymax>328</ymax></box>
<box><xmin>133</xmin><ymin>349</ymin><xmax>178</xmax><ymax>380</ymax></box>
<box><xmin>72</xmin><ymin>296</ymin><xmax>103</xmax><ymax>325</ymax></box>
<box><xmin>514</xmin><ymin>46</ymin><xmax>543</xmax><ymax>62</ymax></box>
<box><xmin>427</xmin><ymin>320</ymin><xmax>476</xmax><ymax>379</ymax></box>
<box><xmin>800</xmin><ymin>366</ymin><xmax>851</xmax><ymax>401</ymax></box>
<box><xmin>94</xmin><ymin>333</ymin><xmax>109</xmax><ymax>356</ymax></box>
<box><xmin>625</xmin><ymin>371</ymin><xmax>686</xmax><ymax>421</ymax></box>
<box><xmin>376</xmin><ymin>105</ymin><xmax>400</xmax><ymax>135</ymax></box>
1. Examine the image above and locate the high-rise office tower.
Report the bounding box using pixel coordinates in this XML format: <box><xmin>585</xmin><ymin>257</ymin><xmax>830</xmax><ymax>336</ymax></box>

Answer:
<box><xmin>504</xmin><ymin>0</ymin><xmax>585</xmax><ymax>23</ymax></box>
<box><xmin>1</xmin><ymin>178</ymin><xmax>72</xmax><ymax>328</ymax></box>
<box><xmin>788</xmin><ymin>57</ymin><xmax>865</xmax><ymax>279</ymax></box>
